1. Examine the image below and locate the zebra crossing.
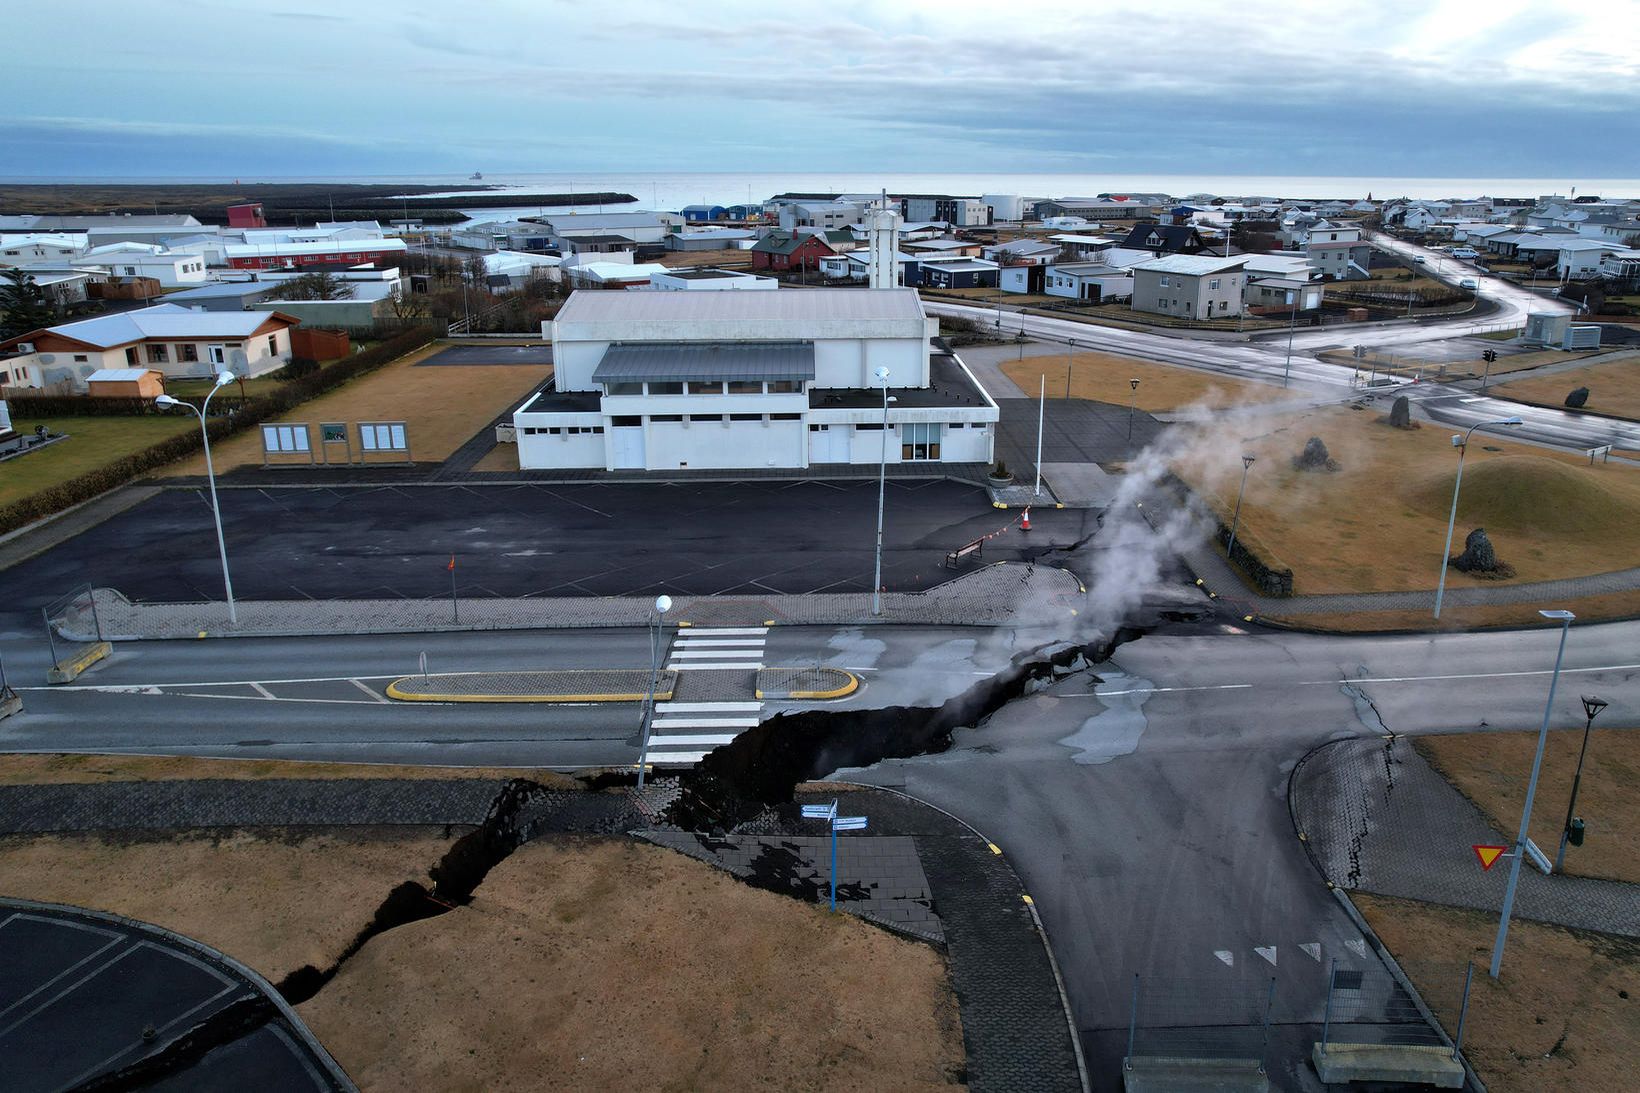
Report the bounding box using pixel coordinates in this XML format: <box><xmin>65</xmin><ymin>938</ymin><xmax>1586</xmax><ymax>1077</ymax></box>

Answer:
<box><xmin>645</xmin><ymin>626</ymin><xmax>769</xmax><ymax>767</ymax></box>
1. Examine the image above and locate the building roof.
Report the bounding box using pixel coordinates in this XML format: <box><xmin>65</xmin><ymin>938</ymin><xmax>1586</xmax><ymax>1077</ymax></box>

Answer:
<box><xmin>986</xmin><ymin>239</ymin><xmax>1061</xmax><ymax>256</ymax></box>
<box><xmin>0</xmin><ymin>233</ymin><xmax>86</xmax><ymax>250</ymax></box>
<box><xmin>222</xmin><ymin>239</ymin><xmax>406</xmax><ymax>258</ymax></box>
<box><xmin>591</xmin><ymin>342</ymin><xmax>816</xmax><ymax>383</ymax></box>
<box><xmin>556</xmin><ymin>287</ymin><xmax>925</xmax><ymax>324</ymax></box>
<box><xmin>8</xmin><ymin>303</ymin><xmax>295</xmax><ymax>349</ymax></box>
<box><xmin>751</xmin><ymin>231</ymin><xmax>837</xmax><ymax>256</ymax></box>
<box><xmin>903</xmin><ymin>238</ymin><xmax>974</xmax><ymax>251</ymax></box>
<box><xmin>1304</xmin><ymin>239</ymin><xmax>1370</xmax><ymax>251</ymax></box>
<box><xmin>541</xmin><ymin>212</ymin><xmax>665</xmax><ymax>232</ymax></box>
<box><xmin>564</xmin><ymin>262</ymin><xmax>669</xmax><ymax>282</ymax></box>
<box><xmin>1049</xmin><ymin>262</ymin><xmax>1128</xmax><ymax>277</ymax></box>
<box><xmin>1132</xmin><ymin>254</ymin><xmax>1247</xmax><ymax>276</ymax></box>
<box><xmin>165</xmin><ymin>281</ymin><xmax>278</xmax><ymax>301</ymax></box>
<box><xmin>85</xmin><ymin>368</ymin><xmax>160</xmax><ymax>382</ymax></box>
<box><xmin>1121</xmin><ymin>223</ymin><xmax>1202</xmax><ymax>250</ymax></box>
<box><xmin>669</xmin><ymin>228</ymin><xmax>757</xmax><ymax>241</ymax></box>
<box><xmin>924</xmin><ymin>260</ymin><xmax>1000</xmax><ymax>273</ymax></box>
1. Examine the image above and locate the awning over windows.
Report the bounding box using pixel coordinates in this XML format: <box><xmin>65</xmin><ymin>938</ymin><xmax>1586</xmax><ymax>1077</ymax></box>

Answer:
<box><xmin>590</xmin><ymin>341</ymin><xmax>816</xmax><ymax>383</ymax></box>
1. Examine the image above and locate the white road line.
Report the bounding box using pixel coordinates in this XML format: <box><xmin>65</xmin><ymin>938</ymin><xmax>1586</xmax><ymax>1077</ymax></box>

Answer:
<box><xmin>1069</xmin><ymin>662</ymin><xmax>1640</xmax><ymax>698</ymax></box>
<box><xmin>1068</xmin><ymin>684</ymin><xmax>1254</xmax><ymax>697</ymax></box>
<box><xmin>350</xmin><ymin>678</ymin><xmax>390</xmax><ymax>704</ymax></box>
<box><xmin>1300</xmin><ymin>943</ymin><xmax>1322</xmax><ymax>962</ymax></box>
<box><xmin>650</xmin><ymin>750</ymin><xmax>710</xmax><ymax>764</ymax></box>
<box><xmin>1345</xmin><ymin>939</ymin><xmax>1368</xmax><ymax>959</ymax></box>
<box><xmin>646</xmin><ymin>734</ymin><xmax>740</xmax><ymax>747</ymax></box>
<box><xmin>1215</xmin><ymin>950</ymin><xmax>1234</xmax><ymax>967</ymax></box>
<box><xmin>249</xmin><ymin>682</ymin><xmax>276</xmax><ymax>700</ymax></box>
<box><xmin>669</xmin><ymin>649</ymin><xmax>765</xmax><ymax>659</ymax></box>
<box><xmin>656</xmin><ymin>701</ymin><xmax>762</xmax><ymax>713</ymax></box>
<box><xmin>674</xmin><ymin>638</ymin><xmax>768</xmax><ymax>648</ymax></box>
<box><xmin>1254</xmin><ymin>946</ymin><xmax>1278</xmax><ymax>967</ymax></box>
<box><xmin>37</xmin><ymin>673</ymin><xmax>409</xmax><ymax>691</ymax></box>
<box><xmin>684</xmin><ymin>627</ymin><xmax>769</xmax><ymax>636</ymax></box>
<box><xmin>666</xmin><ymin>662</ymin><xmax>764</xmax><ymax>671</ymax></box>
<box><xmin>650</xmin><ymin>717</ymin><xmax>759</xmax><ymax>730</ymax></box>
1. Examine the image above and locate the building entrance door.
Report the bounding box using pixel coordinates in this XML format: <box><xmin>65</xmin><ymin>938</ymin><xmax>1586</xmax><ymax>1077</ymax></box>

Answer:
<box><xmin>609</xmin><ymin>426</ymin><xmax>645</xmax><ymax>469</ymax></box>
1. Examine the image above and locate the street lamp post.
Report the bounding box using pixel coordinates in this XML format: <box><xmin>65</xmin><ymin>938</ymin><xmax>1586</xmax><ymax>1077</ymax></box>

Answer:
<box><xmin>1226</xmin><ymin>455</ymin><xmax>1256</xmax><ymax>562</ymax></box>
<box><xmin>1282</xmin><ymin>289</ymin><xmax>1300</xmax><ymax>388</ymax></box>
<box><xmin>155</xmin><ymin>372</ymin><xmax>239</xmax><ymax>624</ymax></box>
<box><xmin>1065</xmin><ymin>339</ymin><xmax>1075</xmax><ymax>399</ymax></box>
<box><xmin>1554</xmin><ymin>695</ymin><xmax>1609</xmax><ymax>872</ymax></box>
<box><xmin>1433</xmin><ymin>417</ymin><xmax>1524</xmax><ymax>619</ymax></box>
<box><xmin>635</xmin><ymin>593</ymin><xmax>673</xmax><ymax>789</ymax></box>
<box><xmin>1491</xmin><ymin>609</ymin><xmax>1576</xmax><ymax>979</ymax></box>
<box><xmin>871</xmin><ymin>367</ymin><xmax>895</xmax><ymax>616</ymax></box>
<box><xmin>1127</xmin><ymin>378</ymin><xmax>1141</xmax><ymax>443</ymax></box>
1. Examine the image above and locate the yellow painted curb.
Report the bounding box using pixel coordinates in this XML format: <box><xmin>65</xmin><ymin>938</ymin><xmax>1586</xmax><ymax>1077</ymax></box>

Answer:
<box><xmin>992</xmin><ymin>501</ymin><xmax>1008</xmax><ymax>509</ymax></box>
<box><xmin>677</xmin><ymin>621</ymin><xmax>692</xmax><ymax>628</ymax></box>
<box><xmin>755</xmin><ymin>671</ymin><xmax>860</xmax><ymax>701</ymax></box>
<box><xmin>987</xmin><ymin>842</ymin><xmax>1003</xmax><ymax>856</ymax></box>
<box><xmin>385</xmin><ymin>679</ymin><xmax>675</xmax><ymax>704</ymax></box>
<box><xmin>1021</xmin><ymin>894</ymin><xmax>1035</xmax><ymax>905</ymax></box>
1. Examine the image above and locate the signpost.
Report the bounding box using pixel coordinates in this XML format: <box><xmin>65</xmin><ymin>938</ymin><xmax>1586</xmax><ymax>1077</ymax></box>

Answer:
<box><xmin>802</xmin><ymin>800</ymin><xmax>869</xmax><ymax>911</ymax></box>
<box><xmin>1472</xmin><ymin>845</ymin><xmax>1506</xmax><ymax>871</ymax></box>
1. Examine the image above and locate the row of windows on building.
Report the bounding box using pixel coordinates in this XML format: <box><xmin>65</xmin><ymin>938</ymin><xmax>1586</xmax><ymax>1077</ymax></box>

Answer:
<box><xmin>1157</xmin><ymin>299</ymin><xmax>1234</xmax><ymax>312</ymax></box>
<box><xmin>117</xmin><ymin>336</ymin><xmax>279</xmax><ymax>366</ymax></box>
<box><xmin>603</xmin><ymin>380</ymin><xmax>804</xmax><ymax>396</ymax></box>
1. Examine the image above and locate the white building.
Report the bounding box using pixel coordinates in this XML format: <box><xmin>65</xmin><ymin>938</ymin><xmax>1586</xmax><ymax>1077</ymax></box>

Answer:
<box><xmin>0</xmin><ymin>233</ymin><xmax>87</xmax><ymax>264</ymax></box>
<box><xmin>79</xmin><ymin>242</ymin><xmax>209</xmax><ymax>286</ymax></box>
<box><xmin>1130</xmin><ymin>255</ymin><xmax>1248</xmax><ymax>318</ymax></box>
<box><xmin>981</xmin><ymin>194</ymin><xmax>1027</xmax><ymax>221</ymax></box>
<box><xmin>1556</xmin><ymin>239</ymin><xmax>1619</xmax><ymax>280</ymax></box>
<box><xmin>1042</xmin><ymin>263</ymin><xmax>1132</xmax><ymax>302</ymax></box>
<box><xmin>510</xmin><ymin>288</ymin><xmax>997</xmax><ymax>472</ymax></box>
<box><xmin>649</xmin><ymin>269</ymin><xmax>776</xmax><ymax>290</ymax></box>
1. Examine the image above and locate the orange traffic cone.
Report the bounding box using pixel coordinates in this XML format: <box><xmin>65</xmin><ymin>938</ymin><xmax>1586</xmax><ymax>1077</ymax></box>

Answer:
<box><xmin>1020</xmin><ymin>508</ymin><xmax>1031</xmax><ymax>531</ymax></box>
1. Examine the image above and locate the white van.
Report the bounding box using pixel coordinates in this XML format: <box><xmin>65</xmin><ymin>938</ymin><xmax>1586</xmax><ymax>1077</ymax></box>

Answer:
<box><xmin>1451</xmin><ymin>247</ymin><xmax>1479</xmax><ymax>259</ymax></box>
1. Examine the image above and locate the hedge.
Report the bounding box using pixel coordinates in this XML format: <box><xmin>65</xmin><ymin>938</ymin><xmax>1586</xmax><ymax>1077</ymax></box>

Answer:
<box><xmin>0</xmin><ymin>326</ymin><xmax>441</xmax><ymax>535</ymax></box>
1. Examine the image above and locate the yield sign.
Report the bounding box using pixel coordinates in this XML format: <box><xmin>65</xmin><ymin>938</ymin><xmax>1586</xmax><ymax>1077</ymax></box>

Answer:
<box><xmin>1473</xmin><ymin>845</ymin><xmax>1508</xmax><ymax>871</ymax></box>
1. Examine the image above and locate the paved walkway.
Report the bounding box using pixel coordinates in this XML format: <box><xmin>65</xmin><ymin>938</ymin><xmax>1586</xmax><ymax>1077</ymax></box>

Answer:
<box><xmin>57</xmin><ymin>563</ymin><xmax>1084</xmax><ymax>640</ymax></box>
<box><xmin>1290</xmin><ymin>736</ymin><xmax>1640</xmax><ymax>938</ymax></box>
<box><xmin>386</xmin><ymin>668</ymin><xmax>673</xmax><ymax>701</ymax></box>
<box><xmin>0</xmin><ymin>778</ymin><xmax>1085</xmax><ymax>1093</ymax></box>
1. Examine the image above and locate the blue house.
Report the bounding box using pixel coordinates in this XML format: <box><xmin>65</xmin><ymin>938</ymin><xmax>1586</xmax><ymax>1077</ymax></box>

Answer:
<box><xmin>680</xmin><ymin>204</ymin><xmax>727</xmax><ymax>222</ymax></box>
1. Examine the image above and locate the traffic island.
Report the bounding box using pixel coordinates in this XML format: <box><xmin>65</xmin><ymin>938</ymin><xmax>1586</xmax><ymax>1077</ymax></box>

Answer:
<box><xmin>755</xmin><ymin>667</ymin><xmax>859</xmax><ymax>700</ymax></box>
<box><xmin>385</xmin><ymin>668</ymin><xmax>675</xmax><ymax>703</ymax></box>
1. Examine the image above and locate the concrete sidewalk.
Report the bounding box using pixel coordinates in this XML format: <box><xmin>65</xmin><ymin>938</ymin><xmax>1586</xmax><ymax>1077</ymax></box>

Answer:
<box><xmin>57</xmin><ymin>562</ymin><xmax>1084</xmax><ymax>641</ymax></box>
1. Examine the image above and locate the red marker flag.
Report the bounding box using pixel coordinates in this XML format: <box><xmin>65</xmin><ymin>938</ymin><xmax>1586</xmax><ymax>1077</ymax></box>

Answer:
<box><xmin>448</xmin><ymin>554</ymin><xmax>456</xmax><ymax>571</ymax></box>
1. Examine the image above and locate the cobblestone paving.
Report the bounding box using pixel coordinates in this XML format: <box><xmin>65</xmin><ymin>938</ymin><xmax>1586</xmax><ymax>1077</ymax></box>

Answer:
<box><xmin>60</xmin><ymin>564</ymin><xmax>1083</xmax><ymax>640</ymax></box>
<box><xmin>635</xmin><ymin>831</ymin><xmax>944</xmax><ymax>944</ymax></box>
<box><xmin>754</xmin><ymin>667</ymin><xmax>855</xmax><ymax>699</ymax></box>
<box><xmin>1291</xmin><ymin>737</ymin><xmax>1640</xmax><ymax>937</ymax></box>
<box><xmin>388</xmin><ymin>668</ymin><xmax>672</xmax><ymax>699</ymax></box>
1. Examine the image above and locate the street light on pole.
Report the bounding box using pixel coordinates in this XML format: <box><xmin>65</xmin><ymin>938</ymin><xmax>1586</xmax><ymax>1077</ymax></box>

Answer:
<box><xmin>871</xmin><ymin>367</ymin><xmax>896</xmax><ymax>617</ymax></box>
<box><xmin>155</xmin><ymin>371</ymin><xmax>239</xmax><ymax>625</ymax></box>
<box><xmin>635</xmin><ymin>593</ymin><xmax>672</xmax><ymax>789</ymax></box>
<box><xmin>1282</xmin><ymin>289</ymin><xmax>1299</xmax><ymax>388</ymax></box>
<box><xmin>1127</xmin><ymin>378</ymin><xmax>1141</xmax><ymax>443</ymax></box>
<box><xmin>1065</xmin><ymin>338</ymin><xmax>1075</xmax><ymax>399</ymax></box>
<box><xmin>1433</xmin><ymin>417</ymin><xmax>1524</xmax><ymax>619</ymax></box>
<box><xmin>1554</xmin><ymin>694</ymin><xmax>1608</xmax><ymax>872</ymax></box>
<box><xmin>1226</xmin><ymin>455</ymin><xmax>1255</xmax><ymax>561</ymax></box>
<box><xmin>1490</xmin><ymin>608</ymin><xmax>1576</xmax><ymax>979</ymax></box>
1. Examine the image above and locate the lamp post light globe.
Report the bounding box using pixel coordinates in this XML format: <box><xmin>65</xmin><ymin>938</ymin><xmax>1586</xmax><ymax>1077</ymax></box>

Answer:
<box><xmin>154</xmin><ymin>394</ymin><xmax>179</xmax><ymax>409</ymax></box>
<box><xmin>654</xmin><ymin>594</ymin><xmax>672</xmax><ymax>616</ymax></box>
<box><xmin>214</xmin><ymin>370</ymin><xmax>236</xmax><ymax>388</ymax></box>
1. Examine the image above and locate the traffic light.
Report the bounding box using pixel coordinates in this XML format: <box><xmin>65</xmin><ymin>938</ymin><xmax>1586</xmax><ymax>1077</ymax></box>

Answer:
<box><xmin>1482</xmin><ymin>349</ymin><xmax>1497</xmax><ymax>363</ymax></box>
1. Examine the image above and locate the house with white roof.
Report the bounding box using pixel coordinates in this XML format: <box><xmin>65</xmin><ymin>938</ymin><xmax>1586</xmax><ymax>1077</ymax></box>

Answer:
<box><xmin>0</xmin><ymin>303</ymin><xmax>299</xmax><ymax>389</ymax></box>
<box><xmin>1555</xmin><ymin>238</ymin><xmax>1621</xmax><ymax>280</ymax></box>
<box><xmin>79</xmin><ymin>242</ymin><xmax>209</xmax><ymax>287</ymax></box>
<box><xmin>1129</xmin><ymin>255</ymin><xmax>1248</xmax><ymax>318</ymax></box>
<box><xmin>0</xmin><ymin>234</ymin><xmax>88</xmax><ymax>265</ymax></box>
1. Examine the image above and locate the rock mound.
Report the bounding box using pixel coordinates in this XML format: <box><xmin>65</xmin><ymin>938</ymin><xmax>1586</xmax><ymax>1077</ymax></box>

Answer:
<box><xmin>1450</xmin><ymin>527</ymin><xmax>1516</xmax><ymax>578</ymax></box>
<box><xmin>1292</xmin><ymin>436</ymin><xmax>1341</xmax><ymax>472</ymax></box>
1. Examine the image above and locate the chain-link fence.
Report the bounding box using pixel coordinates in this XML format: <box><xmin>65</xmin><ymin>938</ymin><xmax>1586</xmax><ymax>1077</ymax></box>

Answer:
<box><xmin>1123</xmin><ymin>973</ymin><xmax>1278</xmax><ymax>1074</ymax></box>
<box><xmin>42</xmin><ymin>583</ymin><xmax>105</xmax><ymax>681</ymax></box>
<box><xmin>1320</xmin><ymin>960</ymin><xmax>1474</xmax><ymax>1057</ymax></box>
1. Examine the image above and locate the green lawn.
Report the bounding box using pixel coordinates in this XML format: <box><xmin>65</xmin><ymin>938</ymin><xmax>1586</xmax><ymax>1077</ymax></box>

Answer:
<box><xmin>1</xmin><ymin>415</ymin><xmax>198</xmax><ymax>507</ymax></box>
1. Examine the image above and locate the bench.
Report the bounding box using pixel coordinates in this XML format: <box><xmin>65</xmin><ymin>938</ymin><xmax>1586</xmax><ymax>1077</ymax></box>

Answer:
<box><xmin>944</xmin><ymin>538</ymin><xmax>985</xmax><ymax>569</ymax></box>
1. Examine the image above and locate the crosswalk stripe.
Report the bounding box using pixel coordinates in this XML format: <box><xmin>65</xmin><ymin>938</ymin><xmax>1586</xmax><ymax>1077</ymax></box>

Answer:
<box><xmin>651</xmin><ymin>717</ymin><xmax>759</xmax><ymax>729</ymax></box>
<box><xmin>651</xmin><ymin>750</ymin><xmax>710</xmax><ymax>764</ymax></box>
<box><xmin>675</xmin><ymin>639</ymin><xmax>767</xmax><ymax>648</ymax></box>
<box><xmin>684</xmin><ymin>627</ymin><xmax>769</xmax><ymax>636</ymax></box>
<box><xmin>647</xmin><ymin>734</ymin><xmax>740</xmax><ymax>746</ymax></box>
<box><xmin>670</xmin><ymin>648</ymin><xmax>764</xmax><ymax>659</ymax></box>
<box><xmin>656</xmin><ymin>701</ymin><xmax>762</xmax><ymax>713</ymax></box>
<box><xmin>666</xmin><ymin>662</ymin><xmax>764</xmax><ymax>671</ymax></box>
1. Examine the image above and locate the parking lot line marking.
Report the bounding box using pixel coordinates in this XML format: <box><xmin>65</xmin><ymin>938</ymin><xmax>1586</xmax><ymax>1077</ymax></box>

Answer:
<box><xmin>250</xmin><ymin>682</ymin><xmax>275</xmax><ymax>700</ymax></box>
<box><xmin>656</xmin><ymin>701</ymin><xmax>762</xmax><ymax>713</ymax></box>
<box><xmin>646</xmin><ymin>734</ymin><xmax>740</xmax><ymax>746</ymax></box>
<box><xmin>350</xmin><ymin>679</ymin><xmax>390</xmax><ymax>704</ymax></box>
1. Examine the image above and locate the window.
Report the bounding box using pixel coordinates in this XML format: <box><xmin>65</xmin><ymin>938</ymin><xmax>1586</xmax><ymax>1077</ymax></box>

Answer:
<box><xmin>146</xmin><ymin>344</ymin><xmax>168</xmax><ymax>363</ymax></box>
<box><xmin>766</xmin><ymin>380</ymin><xmax>801</xmax><ymax>393</ymax></box>
<box><xmin>611</xmin><ymin>415</ymin><xmax>642</xmax><ymax>427</ymax></box>
<box><xmin>856</xmin><ymin>423</ymin><xmax>883</xmax><ymax>431</ymax></box>
<box><xmin>689</xmin><ymin>414</ymin><xmax>724</xmax><ymax>423</ymax></box>
<box><xmin>770</xmin><ymin>413</ymin><xmax>800</xmax><ymax>421</ymax></box>
<box><xmin>125</xmin><ymin>347</ymin><xmax>139</xmax><ymax>365</ymax></box>
<box><xmin>180</xmin><ymin>344</ymin><xmax>199</xmax><ymax>362</ymax></box>
<box><xmin>74</xmin><ymin>353</ymin><xmax>89</xmax><ymax>363</ymax></box>
<box><xmin>605</xmin><ymin>382</ymin><xmax>643</xmax><ymax>396</ymax></box>
<box><xmin>650</xmin><ymin>414</ymin><xmax>683</xmax><ymax>423</ymax></box>
<box><xmin>123</xmin><ymin>266</ymin><xmax>137</xmax><ymax>276</ymax></box>
<box><xmin>1158</xmin><ymin>299</ymin><xmax>1168</xmax><ymax>309</ymax></box>
<box><xmin>647</xmin><ymin>381</ymin><xmax>683</xmax><ymax>395</ymax></box>
<box><xmin>732</xmin><ymin>413</ymin><xmax>763</xmax><ymax>422</ymax></box>
<box><xmin>1158</xmin><ymin>275</ymin><xmax>1170</xmax><ymax>287</ymax></box>
<box><xmin>1208</xmin><ymin>279</ymin><xmax>1220</xmax><ymax>290</ymax></box>
<box><xmin>548</xmin><ymin>428</ymin><xmax>563</xmax><ymax>435</ymax></box>
<box><xmin>687</xmin><ymin>380</ymin><xmax>722</xmax><ymax>395</ymax></box>
<box><xmin>267</xmin><ymin>335</ymin><xmax>278</xmax><ymax>355</ymax></box>
<box><xmin>902</xmin><ymin>422</ymin><xmax>942</xmax><ymax>461</ymax></box>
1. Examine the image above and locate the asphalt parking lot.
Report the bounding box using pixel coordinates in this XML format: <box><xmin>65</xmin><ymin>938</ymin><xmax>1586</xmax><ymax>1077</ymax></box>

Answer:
<box><xmin>0</xmin><ymin>480</ymin><xmax>1096</xmax><ymax>610</ymax></box>
<box><xmin>994</xmin><ymin>397</ymin><xmax>1162</xmax><ymax>470</ymax></box>
<box><xmin>417</xmin><ymin>344</ymin><xmax>554</xmax><ymax>366</ymax></box>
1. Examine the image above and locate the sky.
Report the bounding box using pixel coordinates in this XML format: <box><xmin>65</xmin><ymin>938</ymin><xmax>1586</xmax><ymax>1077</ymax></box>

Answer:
<box><xmin>5</xmin><ymin>0</ymin><xmax>1640</xmax><ymax>180</ymax></box>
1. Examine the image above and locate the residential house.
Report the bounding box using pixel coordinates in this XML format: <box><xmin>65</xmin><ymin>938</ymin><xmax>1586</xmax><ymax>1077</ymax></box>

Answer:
<box><xmin>1600</xmin><ymin>250</ymin><xmax>1640</xmax><ymax>281</ymax></box>
<box><xmin>1042</xmin><ymin>263</ymin><xmax>1132</xmax><ymax>302</ymax></box>
<box><xmin>1305</xmin><ymin>240</ymin><xmax>1372</xmax><ymax>280</ymax></box>
<box><xmin>1048</xmin><ymin>234</ymin><xmax>1115</xmax><ymax>260</ymax></box>
<box><xmin>0</xmin><ymin>268</ymin><xmax>99</xmax><ymax>308</ymax></box>
<box><xmin>917</xmin><ymin>259</ymin><xmax>1000</xmax><ymax>290</ymax></box>
<box><xmin>981</xmin><ymin>239</ymin><xmax>1062</xmax><ymax>266</ymax></box>
<box><xmin>1129</xmin><ymin>255</ymin><xmax>1248</xmax><ymax>319</ymax></box>
<box><xmin>750</xmin><ymin>230</ymin><xmax>844</xmax><ymax>272</ymax></box>
<box><xmin>1555</xmin><ymin>239</ymin><xmax>1620</xmax><ymax>280</ymax></box>
<box><xmin>901</xmin><ymin>238</ymin><xmax>983</xmax><ymax>258</ymax></box>
<box><xmin>1241</xmin><ymin>254</ymin><xmax>1322</xmax><ymax>310</ymax></box>
<box><xmin>1401</xmin><ymin>207</ymin><xmax>1439</xmax><ymax>230</ymax></box>
<box><xmin>0</xmin><ymin>234</ymin><xmax>87</xmax><ymax>265</ymax></box>
<box><xmin>649</xmin><ymin>269</ymin><xmax>776</xmax><ymax>291</ymax></box>
<box><xmin>164</xmin><ymin>281</ymin><xmax>282</xmax><ymax>311</ymax></box>
<box><xmin>79</xmin><ymin>242</ymin><xmax>209</xmax><ymax>286</ymax></box>
<box><xmin>1120</xmin><ymin>222</ymin><xmax>1204</xmax><ymax>257</ymax></box>
<box><xmin>0</xmin><ymin>303</ymin><xmax>299</xmax><ymax>388</ymax></box>
<box><xmin>819</xmin><ymin>250</ymin><xmax>917</xmax><ymax>285</ymax></box>
<box><xmin>509</xmin><ymin>288</ymin><xmax>998</xmax><ymax>472</ymax></box>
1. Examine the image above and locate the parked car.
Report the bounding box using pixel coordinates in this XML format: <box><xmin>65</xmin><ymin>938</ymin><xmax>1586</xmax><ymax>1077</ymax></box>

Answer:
<box><xmin>1451</xmin><ymin>247</ymin><xmax>1479</xmax><ymax>259</ymax></box>
<box><xmin>1460</xmin><ymin>277</ymin><xmax>1479</xmax><ymax>289</ymax></box>
<box><xmin>1412</xmin><ymin>256</ymin><xmax>1427</xmax><ymax>265</ymax></box>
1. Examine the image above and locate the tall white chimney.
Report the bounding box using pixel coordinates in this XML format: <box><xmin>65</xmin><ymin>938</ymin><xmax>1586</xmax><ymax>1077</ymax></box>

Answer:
<box><xmin>866</xmin><ymin>189</ymin><xmax>901</xmax><ymax>289</ymax></box>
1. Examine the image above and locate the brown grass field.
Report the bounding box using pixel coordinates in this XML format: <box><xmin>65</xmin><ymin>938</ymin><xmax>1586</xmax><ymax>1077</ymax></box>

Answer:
<box><xmin>1491</xmin><ymin>356</ymin><xmax>1640</xmax><ymax>421</ymax></box>
<box><xmin>161</xmin><ymin>342</ymin><xmax>549</xmax><ymax>475</ymax></box>
<box><xmin>298</xmin><ymin>837</ymin><xmax>966</xmax><ymax>1092</ymax></box>
<box><xmin>1181</xmin><ymin>404</ymin><xmax>1640</xmax><ymax>595</ymax></box>
<box><xmin>1261</xmin><ymin>587</ymin><xmax>1640</xmax><ymax>631</ymax></box>
<box><xmin>1002</xmin><ymin>352</ymin><xmax>1291</xmax><ymax>412</ymax></box>
<box><xmin>1354</xmin><ymin>894</ymin><xmax>1640</xmax><ymax>1093</ymax></box>
<box><xmin>1415</xmin><ymin>729</ymin><xmax>1640</xmax><ymax>884</ymax></box>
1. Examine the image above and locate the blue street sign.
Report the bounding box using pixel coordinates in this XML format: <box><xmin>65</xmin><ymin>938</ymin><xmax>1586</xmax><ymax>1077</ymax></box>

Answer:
<box><xmin>801</xmin><ymin>802</ymin><xmax>837</xmax><ymax>820</ymax></box>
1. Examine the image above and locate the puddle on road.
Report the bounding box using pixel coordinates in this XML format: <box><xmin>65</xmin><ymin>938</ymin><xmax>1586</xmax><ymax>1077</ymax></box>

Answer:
<box><xmin>1057</xmin><ymin>670</ymin><xmax>1153</xmax><ymax>765</ymax></box>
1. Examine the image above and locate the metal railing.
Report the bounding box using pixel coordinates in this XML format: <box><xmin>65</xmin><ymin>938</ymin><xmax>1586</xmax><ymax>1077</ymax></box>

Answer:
<box><xmin>1318</xmin><ymin>960</ymin><xmax>1473</xmax><ymax>1059</ymax></box>
<box><xmin>42</xmin><ymin>583</ymin><xmax>104</xmax><ymax>673</ymax></box>
<box><xmin>1124</xmin><ymin>973</ymin><xmax>1277</xmax><ymax>1074</ymax></box>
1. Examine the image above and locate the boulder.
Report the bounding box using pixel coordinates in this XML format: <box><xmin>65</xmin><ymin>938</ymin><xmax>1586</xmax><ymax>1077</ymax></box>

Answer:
<box><xmin>1388</xmin><ymin>396</ymin><xmax>1412</xmax><ymax>428</ymax></box>
<box><xmin>1292</xmin><ymin>436</ymin><xmax>1341</xmax><ymax>472</ymax></box>
<box><xmin>1451</xmin><ymin>527</ymin><xmax>1515</xmax><ymax>578</ymax></box>
<box><xmin>1566</xmin><ymin>387</ymin><xmax>1590</xmax><ymax>409</ymax></box>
